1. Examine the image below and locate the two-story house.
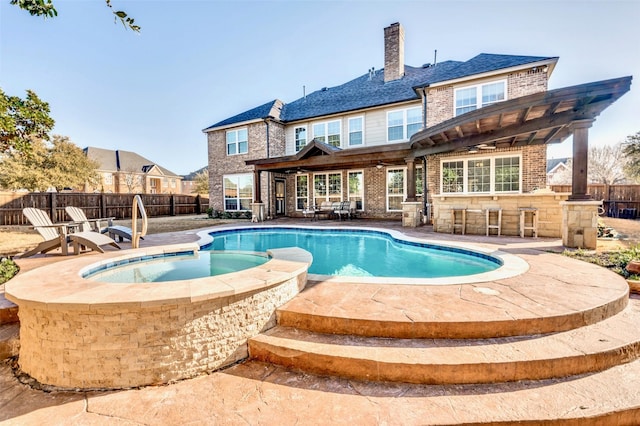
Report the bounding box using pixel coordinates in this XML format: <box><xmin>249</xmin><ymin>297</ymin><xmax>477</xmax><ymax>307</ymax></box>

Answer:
<box><xmin>204</xmin><ymin>23</ymin><xmax>630</xmax><ymax>248</ymax></box>
<box><xmin>84</xmin><ymin>147</ymin><xmax>183</xmax><ymax>194</ymax></box>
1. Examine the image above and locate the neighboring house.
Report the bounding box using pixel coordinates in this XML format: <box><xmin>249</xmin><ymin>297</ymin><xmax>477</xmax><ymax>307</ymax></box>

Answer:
<box><xmin>181</xmin><ymin>166</ymin><xmax>208</xmax><ymax>195</ymax></box>
<box><xmin>547</xmin><ymin>158</ymin><xmax>572</xmax><ymax>185</ymax></box>
<box><xmin>84</xmin><ymin>147</ymin><xmax>182</xmax><ymax>194</ymax></box>
<box><xmin>203</xmin><ymin>22</ymin><xmax>630</xmax><ymax>236</ymax></box>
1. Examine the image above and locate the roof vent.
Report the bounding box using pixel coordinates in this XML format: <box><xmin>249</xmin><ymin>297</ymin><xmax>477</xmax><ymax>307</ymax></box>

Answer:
<box><xmin>422</xmin><ymin>63</ymin><xmax>431</xmax><ymax>68</ymax></box>
<box><xmin>321</xmin><ymin>87</ymin><xmax>328</xmax><ymax>91</ymax></box>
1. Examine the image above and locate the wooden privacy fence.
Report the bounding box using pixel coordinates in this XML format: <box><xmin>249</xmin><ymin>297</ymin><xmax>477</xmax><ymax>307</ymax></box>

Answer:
<box><xmin>550</xmin><ymin>184</ymin><xmax>640</xmax><ymax>219</ymax></box>
<box><xmin>0</xmin><ymin>192</ymin><xmax>209</xmax><ymax>226</ymax></box>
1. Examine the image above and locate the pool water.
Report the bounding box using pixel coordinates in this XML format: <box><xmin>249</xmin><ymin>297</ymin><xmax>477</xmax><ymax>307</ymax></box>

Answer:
<box><xmin>205</xmin><ymin>228</ymin><xmax>500</xmax><ymax>278</ymax></box>
<box><xmin>85</xmin><ymin>251</ymin><xmax>268</xmax><ymax>283</ymax></box>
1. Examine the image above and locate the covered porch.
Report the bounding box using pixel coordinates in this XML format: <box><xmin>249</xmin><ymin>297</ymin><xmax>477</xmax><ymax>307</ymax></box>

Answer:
<box><xmin>248</xmin><ymin>76</ymin><xmax>632</xmax><ymax>249</ymax></box>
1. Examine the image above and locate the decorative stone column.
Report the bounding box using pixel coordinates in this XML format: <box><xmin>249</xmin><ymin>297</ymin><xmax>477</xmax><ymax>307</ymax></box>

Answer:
<box><xmin>561</xmin><ymin>200</ymin><xmax>601</xmax><ymax>249</ymax></box>
<box><xmin>250</xmin><ymin>203</ymin><xmax>265</xmax><ymax>222</ymax></box>
<box><xmin>402</xmin><ymin>201</ymin><xmax>422</xmax><ymax>227</ymax></box>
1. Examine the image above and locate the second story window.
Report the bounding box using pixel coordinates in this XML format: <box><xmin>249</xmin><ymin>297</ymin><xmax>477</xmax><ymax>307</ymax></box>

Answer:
<box><xmin>348</xmin><ymin>117</ymin><xmax>363</xmax><ymax>146</ymax></box>
<box><xmin>226</xmin><ymin>128</ymin><xmax>248</xmax><ymax>155</ymax></box>
<box><xmin>312</xmin><ymin>120</ymin><xmax>341</xmax><ymax>147</ymax></box>
<box><xmin>295</xmin><ymin>127</ymin><xmax>307</xmax><ymax>152</ymax></box>
<box><xmin>387</xmin><ymin>107</ymin><xmax>421</xmax><ymax>142</ymax></box>
<box><xmin>455</xmin><ymin>81</ymin><xmax>506</xmax><ymax>116</ymax></box>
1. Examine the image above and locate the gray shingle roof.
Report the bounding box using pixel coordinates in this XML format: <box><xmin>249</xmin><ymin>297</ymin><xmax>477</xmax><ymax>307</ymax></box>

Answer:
<box><xmin>84</xmin><ymin>147</ymin><xmax>180</xmax><ymax>177</ymax></box>
<box><xmin>204</xmin><ymin>53</ymin><xmax>556</xmax><ymax>130</ymax></box>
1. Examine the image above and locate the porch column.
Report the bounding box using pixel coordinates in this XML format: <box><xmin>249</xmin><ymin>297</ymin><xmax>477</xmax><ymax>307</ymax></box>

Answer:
<box><xmin>405</xmin><ymin>158</ymin><xmax>416</xmax><ymax>202</ymax></box>
<box><xmin>569</xmin><ymin>119</ymin><xmax>595</xmax><ymax>201</ymax></box>
<box><xmin>253</xmin><ymin>169</ymin><xmax>262</xmax><ymax>203</ymax></box>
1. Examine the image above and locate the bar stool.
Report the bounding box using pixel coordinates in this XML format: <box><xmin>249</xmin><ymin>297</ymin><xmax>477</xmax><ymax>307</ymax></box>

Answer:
<box><xmin>519</xmin><ymin>207</ymin><xmax>538</xmax><ymax>238</ymax></box>
<box><xmin>451</xmin><ymin>208</ymin><xmax>466</xmax><ymax>235</ymax></box>
<box><xmin>485</xmin><ymin>208</ymin><xmax>502</xmax><ymax>236</ymax></box>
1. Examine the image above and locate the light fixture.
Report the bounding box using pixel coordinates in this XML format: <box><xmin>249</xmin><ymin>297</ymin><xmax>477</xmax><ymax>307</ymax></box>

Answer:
<box><xmin>376</xmin><ymin>164</ymin><xmax>383</xmax><ymax>169</ymax></box>
<box><xmin>468</xmin><ymin>146</ymin><xmax>479</xmax><ymax>153</ymax></box>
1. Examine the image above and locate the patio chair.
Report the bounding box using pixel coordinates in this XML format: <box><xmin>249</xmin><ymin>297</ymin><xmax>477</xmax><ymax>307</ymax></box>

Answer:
<box><xmin>21</xmin><ymin>208</ymin><xmax>120</xmax><ymax>257</ymax></box>
<box><xmin>65</xmin><ymin>206</ymin><xmax>114</xmax><ymax>234</ymax></box>
<box><xmin>334</xmin><ymin>201</ymin><xmax>353</xmax><ymax>220</ymax></box>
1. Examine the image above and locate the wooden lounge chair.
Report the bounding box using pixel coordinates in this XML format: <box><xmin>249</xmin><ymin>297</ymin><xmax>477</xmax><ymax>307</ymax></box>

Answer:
<box><xmin>21</xmin><ymin>208</ymin><xmax>120</xmax><ymax>257</ymax></box>
<box><xmin>65</xmin><ymin>206</ymin><xmax>114</xmax><ymax>233</ymax></box>
<box><xmin>66</xmin><ymin>205</ymin><xmax>139</xmax><ymax>243</ymax></box>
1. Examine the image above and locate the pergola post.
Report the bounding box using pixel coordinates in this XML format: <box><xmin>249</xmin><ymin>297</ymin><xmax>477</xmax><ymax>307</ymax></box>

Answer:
<box><xmin>402</xmin><ymin>158</ymin><xmax>421</xmax><ymax>227</ymax></box>
<box><xmin>405</xmin><ymin>158</ymin><xmax>416</xmax><ymax>202</ymax></box>
<box><xmin>251</xmin><ymin>169</ymin><xmax>265</xmax><ymax>222</ymax></box>
<box><xmin>569</xmin><ymin>119</ymin><xmax>595</xmax><ymax>201</ymax></box>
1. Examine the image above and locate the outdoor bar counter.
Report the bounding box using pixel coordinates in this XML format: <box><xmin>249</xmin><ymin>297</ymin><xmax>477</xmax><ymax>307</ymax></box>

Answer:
<box><xmin>431</xmin><ymin>190</ymin><xmax>575</xmax><ymax>238</ymax></box>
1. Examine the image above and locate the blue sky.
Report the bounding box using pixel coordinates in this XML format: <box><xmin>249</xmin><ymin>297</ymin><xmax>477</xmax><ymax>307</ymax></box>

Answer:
<box><xmin>1</xmin><ymin>0</ymin><xmax>638</xmax><ymax>175</ymax></box>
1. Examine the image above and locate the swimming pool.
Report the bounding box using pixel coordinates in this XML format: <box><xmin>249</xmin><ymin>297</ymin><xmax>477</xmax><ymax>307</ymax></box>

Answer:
<box><xmin>202</xmin><ymin>227</ymin><xmax>502</xmax><ymax>279</ymax></box>
<box><xmin>84</xmin><ymin>250</ymin><xmax>269</xmax><ymax>283</ymax></box>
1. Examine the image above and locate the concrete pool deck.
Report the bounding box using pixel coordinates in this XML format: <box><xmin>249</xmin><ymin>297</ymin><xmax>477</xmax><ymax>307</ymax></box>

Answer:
<box><xmin>1</xmin><ymin>219</ymin><xmax>640</xmax><ymax>424</ymax></box>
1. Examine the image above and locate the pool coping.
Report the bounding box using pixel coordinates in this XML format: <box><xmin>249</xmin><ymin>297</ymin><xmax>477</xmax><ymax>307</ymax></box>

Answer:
<box><xmin>196</xmin><ymin>224</ymin><xmax>530</xmax><ymax>285</ymax></box>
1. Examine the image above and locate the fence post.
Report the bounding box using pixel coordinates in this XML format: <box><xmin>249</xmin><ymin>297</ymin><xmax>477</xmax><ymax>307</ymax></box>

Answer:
<box><xmin>49</xmin><ymin>192</ymin><xmax>57</xmax><ymax>221</ymax></box>
<box><xmin>195</xmin><ymin>195</ymin><xmax>201</xmax><ymax>214</ymax></box>
<box><xmin>100</xmin><ymin>193</ymin><xmax>107</xmax><ymax>218</ymax></box>
<box><xmin>170</xmin><ymin>195</ymin><xmax>176</xmax><ymax>216</ymax></box>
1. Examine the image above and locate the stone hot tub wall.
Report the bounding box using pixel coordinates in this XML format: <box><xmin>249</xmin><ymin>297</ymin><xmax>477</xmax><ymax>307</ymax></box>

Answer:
<box><xmin>7</xmin><ymin>244</ymin><xmax>311</xmax><ymax>390</ymax></box>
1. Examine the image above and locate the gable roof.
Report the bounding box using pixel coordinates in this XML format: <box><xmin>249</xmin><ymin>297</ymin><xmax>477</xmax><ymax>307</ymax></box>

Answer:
<box><xmin>547</xmin><ymin>157</ymin><xmax>570</xmax><ymax>173</ymax></box>
<box><xmin>204</xmin><ymin>53</ymin><xmax>557</xmax><ymax>131</ymax></box>
<box><xmin>84</xmin><ymin>147</ymin><xmax>181</xmax><ymax>178</ymax></box>
<box><xmin>204</xmin><ymin>99</ymin><xmax>284</xmax><ymax>130</ymax></box>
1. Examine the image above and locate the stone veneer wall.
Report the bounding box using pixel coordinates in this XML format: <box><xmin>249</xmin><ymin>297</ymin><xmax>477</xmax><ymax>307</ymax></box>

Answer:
<box><xmin>17</xmin><ymin>272</ymin><xmax>306</xmax><ymax>390</ymax></box>
<box><xmin>432</xmin><ymin>192</ymin><xmax>569</xmax><ymax>237</ymax></box>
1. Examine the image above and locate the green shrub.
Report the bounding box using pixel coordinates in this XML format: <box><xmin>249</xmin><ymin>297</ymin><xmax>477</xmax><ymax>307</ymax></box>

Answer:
<box><xmin>563</xmin><ymin>244</ymin><xmax>640</xmax><ymax>278</ymax></box>
<box><xmin>0</xmin><ymin>258</ymin><xmax>19</xmax><ymax>285</ymax></box>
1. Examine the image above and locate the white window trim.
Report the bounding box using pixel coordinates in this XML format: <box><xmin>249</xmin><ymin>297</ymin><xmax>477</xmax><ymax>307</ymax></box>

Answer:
<box><xmin>348</xmin><ymin>116</ymin><xmax>365</xmax><ymax>147</ymax></box>
<box><xmin>453</xmin><ymin>79</ymin><xmax>507</xmax><ymax>117</ymax></box>
<box><xmin>312</xmin><ymin>170</ymin><xmax>343</xmax><ymax>203</ymax></box>
<box><xmin>385</xmin><ymin>165</ymin><xmax>424</xmax><ymax>212</ymax></box>
<box><xmin>294</xmin><ymin>126</ymin><xmax>308</xmax><ymax>152</ymax></box>
<box><xmin>312</xmin><ymin>120</ymin><xmax>342</xmax><ymax>147</ymax></box>
<box><xmin>386</xmin><ymin>107</ymin><xmax>421</xmax><ymax>143</ymax></box>
<box><xmin>295</xmin><ymin>174</ymin><xmax>309</xmax><ymax>211</ymax></box>
<box><xmin>223</xmin><ymin>173</ymin><xmax>253</xmax><ymax>211</ymax></box>
<box><xmin>440</xmin><ymin>153</ymin><xmax>522</xmax><ymax>194</ymax></box>
<box><xmin>347</xmin><ymin>169</ymin><xmax>365</xmax><ymax>211</ymax></box>
<box><xmin>226</xmin><ymin>128</ymin><xmax>248</xmax><ymax>156</ymax></box>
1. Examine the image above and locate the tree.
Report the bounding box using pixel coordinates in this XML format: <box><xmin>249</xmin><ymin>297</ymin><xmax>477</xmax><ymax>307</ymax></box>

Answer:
<box><xmin>11</xmin><ymin>0</ymin><xmax>140</xmax><ymax>32</ymax></box>
<box><xmin>0</xmin><ymin>135</ymin><xmax>99</xmax><ymax>191</ymax></box>
<box><xmin>0</xmin><ymin>88</ymin><xmax>55</xmax><ymax>154</ymax></box>
<box><xmin>623</xmin><ymin>131</ymin><xmax>640</xmax><ymax>182</ymax></box>
<box><xmin>588</xmin><ymin>143</ymin><xmax>627</xmax><ymax>184</ymax></box>
<box><xmin>192</xmin><ymin>169</ymin><xmax>209</xmax><ymax>195</ymax></box>
<box><xmin>121</xmin><ymin>168</ymin><xmax>143</xmax><ymax>193</ymax></box>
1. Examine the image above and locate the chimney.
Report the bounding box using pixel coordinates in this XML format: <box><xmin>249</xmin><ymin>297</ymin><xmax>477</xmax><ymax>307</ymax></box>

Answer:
<box><xmin>384</xmin><ymin>22</ymin><xmax>405</xmax><ymax>82</ymax></box>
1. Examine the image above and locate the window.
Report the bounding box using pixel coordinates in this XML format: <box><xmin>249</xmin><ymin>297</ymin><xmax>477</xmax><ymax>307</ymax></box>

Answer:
<box><xmin>312</xmin><ymin>120</ymin><xmax>341</xmax><ymax>147</ymax></box>
<box><xmin>348</xmin><ymin>170</ymin><xmax>364</xmax><ymax>210</ymax></box>
<box><xmin>313</xmin><ymin>172</ymin><xmax>342</xmax><ymax>206</ymax></box>
<box><xmin>348</xmin><ymin>117</ymin><xmax>363</xmax><ymax>146</ymax></box>
<box><xmin>495</xmin><ymin>156</ymin><xmax>520</xmax><ymax>192</ymax></box>
<box><xmin>441</xmin><ymin>155</ymin><xmax>520</xmax><ymax>194</ymax></box>
<box><xmin>387</xmin><ymin>107</ymin><xmax>421</xmax><ymax>142</ymax></box>
<box><xmin>455</xmin><ymin>81</ymin><xmax>506</xmax><ymax>116</ymax></box>
<box><xmin>103</xmin><ymin>173</ymin><xmax>113</xmax><ymax>185</ymax></box>
<box><xmin>386</xmin><ymin>166</ymin><xmax>424</xmax><ymax>211</ymax></box>
<box><xmin>223</xmin><ymin>174</ymin><xmax>253</xmax><ymax>210</ymax></box>
<box><xmin>296</xmin><ymin>175</ymin><xmax>308</xmax><ymax>210</ymax></box>
<box><xmin>295</xmin><ymin>127</ymin><xmax>307</xmax><ymax>152</ymax></box>
<box><xmin>226</xmin><ymin>128</ymin><xmax>248</xmax><ymax>155</ymax></box>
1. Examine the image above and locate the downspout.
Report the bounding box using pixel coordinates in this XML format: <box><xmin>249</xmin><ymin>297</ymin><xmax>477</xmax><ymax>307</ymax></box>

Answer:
<box><xmin>420</xmin><ymin>87</ymin><xmax>431</xmax><ymax>224</ymax></box>
<box><xmin>265</xmin><ymin>118</ymin><xmax>271</xmax><ymax>219</ymax></box>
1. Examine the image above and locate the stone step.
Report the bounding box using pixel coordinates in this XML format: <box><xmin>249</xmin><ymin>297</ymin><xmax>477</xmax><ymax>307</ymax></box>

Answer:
<box><xmin>0</xmin><ymin>292</ymin><xmax>18</xmax><ymax>326</ymax></box>
<box><xmin>277</xmin><ymin>271</ymin><xmax>629</xmax><ymax>339</ymax></box>
<box><xmin>250</xmin><ymin>298</ymin><xmax>640</xmax><ymax>385</ymax></box>
<box><xmin>0</xmin><ymin>323</ymin><xmax>19</xmax><ymax>360</ymax></box>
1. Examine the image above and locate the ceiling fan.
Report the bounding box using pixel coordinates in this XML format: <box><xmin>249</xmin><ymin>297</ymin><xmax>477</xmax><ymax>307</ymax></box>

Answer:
<box><xmin>476</xmin><ymin>143</ymin><xmax>496</xmax><ymax>150</ymax></box>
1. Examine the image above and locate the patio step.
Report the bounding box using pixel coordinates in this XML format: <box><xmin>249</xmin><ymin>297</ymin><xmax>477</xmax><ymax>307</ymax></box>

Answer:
<box><xmin>0</xmin><ymin>323</ymin><xmax>19</xmax><ymax>360</ymax></box>
<box><xmin>249</xmin><ymin>297</ymin><xmax>640</xmax><ymax>385</ymax></box>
